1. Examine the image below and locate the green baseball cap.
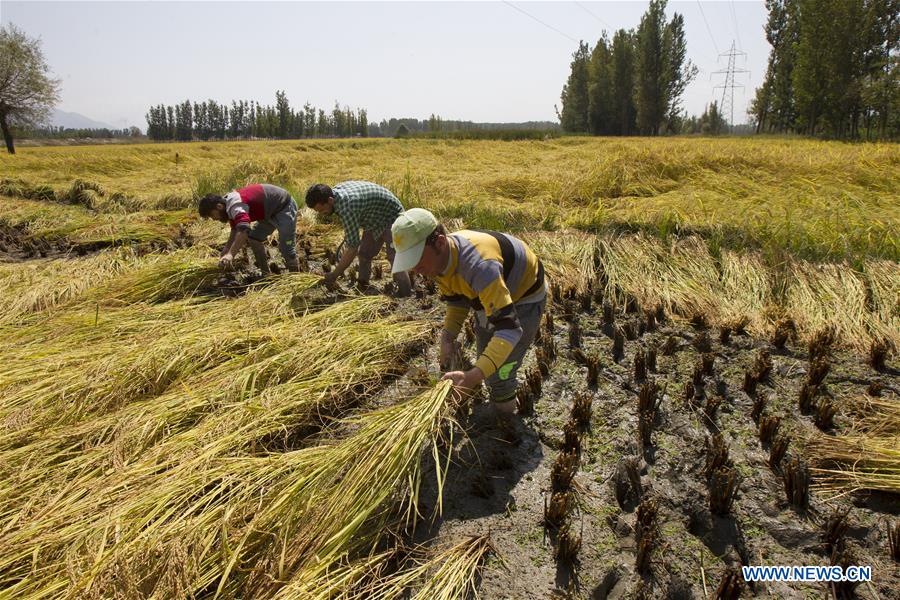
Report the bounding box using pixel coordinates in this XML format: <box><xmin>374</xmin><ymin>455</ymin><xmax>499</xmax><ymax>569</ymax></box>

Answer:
<box><xmin>391</xmin><ymin>208</ymin><xmax>438</xmax><ymax>274</ymax></box>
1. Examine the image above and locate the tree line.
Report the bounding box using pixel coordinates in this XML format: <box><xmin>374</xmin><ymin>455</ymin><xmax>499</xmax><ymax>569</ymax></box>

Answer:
<box><xmin>17</xmin><ymin>125</ymin><xmax>143</xmax><ymax>139</ymax></box>
<box><xmin>145</xmin><ymin>92</ymin><xmax>369</xmax><ymax>141</ymax></box>
<box><xmin>750</xmin><ymin>0</ymin><xmax>898</xmax><ymax>139</ymax></box>
<box><xmin>371</xmin><ymin>116</ymin><xmax>559</xmax><ymax>137</ymax></box>
<box><xmin>558</xmin><ymin>0</ymin><xmax>697</xmax><ymax>136</ymax></box>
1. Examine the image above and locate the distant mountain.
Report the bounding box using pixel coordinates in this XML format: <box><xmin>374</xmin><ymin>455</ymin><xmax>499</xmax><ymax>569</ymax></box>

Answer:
<box><xmin>50</xmin><ymin>109</ymin><xmax>115</xmax><ymax>130</ymax></box>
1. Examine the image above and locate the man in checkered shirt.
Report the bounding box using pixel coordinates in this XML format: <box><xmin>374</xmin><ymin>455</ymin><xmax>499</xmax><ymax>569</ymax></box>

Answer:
<box><xmin>305</xmin><ymin>181</ymin><xmax>412</xmax><ymax>296</ymax></box>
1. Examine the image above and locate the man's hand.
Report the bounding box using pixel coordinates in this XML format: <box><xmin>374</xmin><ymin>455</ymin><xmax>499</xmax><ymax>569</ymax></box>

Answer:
<box><xmin>322</xmin><ymin>270</ymin><xmax>340</xmax><ymax>290</ymax></box>
<box><xmin>441</xmin><ymin>367</ymin><xmax>484</xmax><ymax>394</ymax></box>
<box><xmin>219</xmin><ymin>253</ymin><xmax>234</xmax><ymax>268</ymax></box>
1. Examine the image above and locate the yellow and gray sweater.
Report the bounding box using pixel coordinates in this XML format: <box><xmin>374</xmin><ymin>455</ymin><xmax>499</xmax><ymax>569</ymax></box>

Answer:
<box><xmin>436</xmin><ymin>230</ymin><xmax>546</xmax><ymax>378</ymax></box>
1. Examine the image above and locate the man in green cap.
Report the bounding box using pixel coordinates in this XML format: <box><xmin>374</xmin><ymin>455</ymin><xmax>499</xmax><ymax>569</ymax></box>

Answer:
<box><xmin>391</xmin><ymin>208</ymin><xmax>546</xmax><ymax>417</ymax></box>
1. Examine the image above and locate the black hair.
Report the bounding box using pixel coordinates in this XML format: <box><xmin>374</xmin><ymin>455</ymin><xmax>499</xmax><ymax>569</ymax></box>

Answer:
<box><xmin>198</xmin><ymin>194</ymin><xmax>224</xmax><ymax>217</ymax></box>
<box><xmin>425</xmin><ymin>223</ymin><xmax>447</xmax><ymax>247</ymax></box>
<box><xmin>305</xmin><ymin>183</ymin><xmax>333</xmax><ymax>208</ymax></box>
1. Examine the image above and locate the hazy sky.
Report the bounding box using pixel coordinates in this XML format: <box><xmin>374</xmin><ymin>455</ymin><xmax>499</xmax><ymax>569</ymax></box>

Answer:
<box><xmin>1</xmin><ymin>1</ymin><xmax>770</xmax><ymax>129</ymax></box>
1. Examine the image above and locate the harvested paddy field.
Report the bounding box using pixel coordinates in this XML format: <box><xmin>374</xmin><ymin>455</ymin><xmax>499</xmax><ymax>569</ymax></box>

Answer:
<box><xmin>0</xmin><ymin>137</ymin><xmax>897</xmax><ymax>599</ymax></box>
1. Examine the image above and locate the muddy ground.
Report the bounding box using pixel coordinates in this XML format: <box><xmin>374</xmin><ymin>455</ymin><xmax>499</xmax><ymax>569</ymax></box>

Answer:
<box><xmin>400</xmin><ymin>284</ymin><xmax>899</xmax><ymax>600</ymax></box>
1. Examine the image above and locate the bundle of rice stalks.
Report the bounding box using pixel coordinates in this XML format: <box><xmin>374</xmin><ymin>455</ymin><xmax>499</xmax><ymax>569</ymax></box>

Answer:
<box><xmin>87</xmin><ymin>248</ymin><xmax>224</xmax><ymax>304</ymax></box>
<box><xmin>743</xmin><ymin>371</ymin><xmax>758</xmax><ymax>396</ymax></box>
<box><xmin>60</xmin><ymin>179</ymin><xmax>105</xmax><ymax>208</ymax></box>
<box><xmin>600</xmin><ymin>235</ymin><xmax>723</xmax><ymax>325</ymax></box>
<box><xmin>771</xmin><ymin>318</ymin><xmax>796</xmax><ymax>349</ymax></box>
<box><xmin>704</xmin><ymin>395</ymin><xmax>722</xmax><ymax>421</ymax></box>
<box><xmin>0</xmin><ymin>248</ymin><xmax>138</xmax><ymax>325</ymax></box>
<box><xmin>345</xmin><ymin>535</ymin><xmax>495</xmax><ymax>600</ymax></box>
<box><xmin>753</xmin><ymin>349</ymin><xmax>773</xmax><ymax>381</ymax></box>
<box><xmin>693</xmin><ymin>331</ymin><xmax>712</xmax><ymax>353</ymax></box>
<box><xmin>523</xmin><ymin>231</ymin><xmax>596</xmax><ymax>295</ymax></box>
<box><xmin>814</xmin><ymin>398</ymin><xmax>837</xmax><ymax>430</ymax></box>
<box><xmin>0</xmin><ymin>299</ymin><xmax>428</xmax><ymax>534</ymax></box>
<box><xmin>843</xmin><ymin>396</ymin><xmax>900</xmax><ymax>435</ymax></box>
<box><xmin>807</xmin><ymin>434</ymin><xmax>900</xmax><ymax>497</ymax></box>
<box><xmin>786</xmin><ymin>261</ymin><xmax>872</xmax><ymax>352</ymax></box>
<box><xmin>637</xmin><ymin>381</ymin><xmax>661</xmax><ymax>422</ymax></box>
<box><xmin>799</xmin><ymin>383</ymin><xmax>819</xmax><ymax>414</ymax></box>
<box><xmin>562</xmin><ymin>420</ymin><xmax>581</xmax><ymax>454</ymax></box>
<box><xmin>661</xmin><ymin>335</ymin><xmax>678</xmax><ymax>356</ymax></box>
<box><xmin>864</xmin><ymin>260</ymin><xmax>900</xmax><ymax>351</ymax></box>
<box><xmin>869</xmin><ymin>339</ymin><xmax>889</xmax><ymax>371</ymax></box>
<box><xmin>3</xmin><ymin>382</ymin><xmax>458</xmax><ymax>599</ymax></box>
<box><xmin>0</xmin><ymin>275</ymin><xmax>324</xmax><ymax>443</ymax></box>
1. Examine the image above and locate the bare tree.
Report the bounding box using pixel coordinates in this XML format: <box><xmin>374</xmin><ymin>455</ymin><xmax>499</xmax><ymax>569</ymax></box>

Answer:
<box><xmin>0</xmin><ymin>24</ymin><xmax>61</xmax><ymax>154</ymax></box>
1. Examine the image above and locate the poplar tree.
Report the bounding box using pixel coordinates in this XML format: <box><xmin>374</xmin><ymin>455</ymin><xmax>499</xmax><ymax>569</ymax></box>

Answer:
<box><xmin>559</xmin><ymin>41</ymin><xmax>591</xmax><ymax>133</ymax></box>
<box><xmin>587</xmin><ymin>34</ymin><xmax>615</xmax><ymax>135</ymax></box>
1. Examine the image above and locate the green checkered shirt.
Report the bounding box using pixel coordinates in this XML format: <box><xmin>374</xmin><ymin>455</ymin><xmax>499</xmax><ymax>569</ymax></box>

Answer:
<box><xmin>332</xmin><ymin>181</ymin><xmax>405</xmax><ymax>248</ymax></box>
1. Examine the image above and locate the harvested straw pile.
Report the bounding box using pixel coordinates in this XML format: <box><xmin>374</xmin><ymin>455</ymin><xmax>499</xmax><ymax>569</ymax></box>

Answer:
<box><xmin>1</xmin><ymin>380</ymin><xmax>461</xmax><ymax>598</ymax></box>
<box><xmin>284</xmin><ymin>534</ymin><xmax>495</xmax><ymax>600</ymax></box>
<box><xmin>807</xmin><ymin>398</ymin><xmax>900</xmax><ymax>497</ymax></box>
<box><xmin>0</xmin><ymin>248</ymin><xmax>138</xmax><ymax>325</ymax></box>
<box><xmin>523</xmin><ymin>230</ymin><xmax>596</xmax><ymax>294</ymax></box>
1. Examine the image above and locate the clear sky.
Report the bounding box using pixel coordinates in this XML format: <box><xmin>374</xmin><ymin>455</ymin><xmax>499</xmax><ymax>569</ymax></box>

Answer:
<box><xmin>1</xmin><ymin>1</ymin><xmax>770</xmax><ymax>130</ymax></box>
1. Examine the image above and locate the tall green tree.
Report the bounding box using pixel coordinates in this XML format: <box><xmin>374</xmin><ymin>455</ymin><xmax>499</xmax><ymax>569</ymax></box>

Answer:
<box><xmin>611</xmin><ymin>29</ymin><xmax>637</xmax><ymax>135</ymax></box>
<box><xmin>858</xmin><ymin>0</ymin><xmax>898</xmax><ymax>138</ymax></box>
<box><xmin>792</xmin><ymin>0</ymin><xmax>834</xmax><ymax>134</ymax></box>
<box><xmin>0</xmin><ymin>24</ymin><xmax>60</xmax><ymax>154</ymax></box>
<box><xmin>559</xmin><ymin>41</ymin><xmax>591</xmax><ymax>133</ymax></box>
<box><xmin>662</xmin><ymin>13</ymin><xmax>697</xmax><ymax>129</ymax></box>
<box><xmin>633</xmin><ymin>0</ymin><xmax>667</xmax><ymax>134</ymax></box>
<box><xmin>587</xmin><ymin>34</ymin><xmax>615</xmax><ymax>135</ymax></box>
<box><xmin>633</xmin><ymin>0</ymin><xmax>695</xmax><ymax>135</ymax></box>
<box><xmin>275</xmin><ymin>90</ymin><xmax>290</xmax><ymax>138</ymax></box>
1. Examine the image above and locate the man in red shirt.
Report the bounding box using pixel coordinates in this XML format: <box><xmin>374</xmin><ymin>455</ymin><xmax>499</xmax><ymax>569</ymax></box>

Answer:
<box><xmin>198</xmin><ymin>184</ymin><xmax>300</xmax><ymax>273</ymax></box>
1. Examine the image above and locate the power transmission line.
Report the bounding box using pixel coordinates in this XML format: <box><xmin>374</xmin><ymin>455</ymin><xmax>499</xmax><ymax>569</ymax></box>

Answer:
<box><xmin>696</xmin><ymin>1</ymin><xmax>720</xmax><ymax>55</ymax></box>
<box><xmin>711</xmin><ymin>41</ymin><xmax>750</xmax><ymax>130</ymax></box>
<box><xmin>574</xmin><ymin>1</ymin><xmax>613</xmax><ymax>31</ymax></box>
<box><xmin>502</xmin><ymin>1</ymin><xmax>580</xmax><ymax>44</ymax></box>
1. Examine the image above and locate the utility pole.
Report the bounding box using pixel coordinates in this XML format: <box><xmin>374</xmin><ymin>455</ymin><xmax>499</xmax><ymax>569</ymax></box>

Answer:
<box><xmin>712</xmin><ymin>41</ymin><xmax>749</xmax><ymax>132</ymax></box>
